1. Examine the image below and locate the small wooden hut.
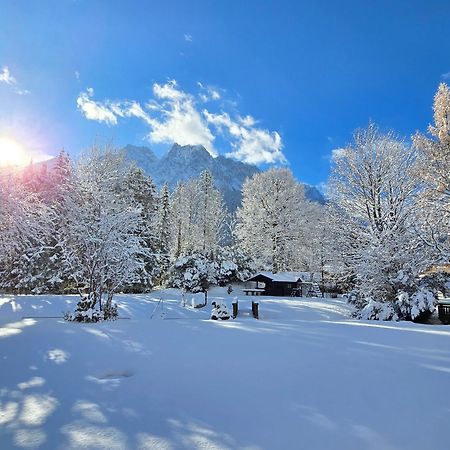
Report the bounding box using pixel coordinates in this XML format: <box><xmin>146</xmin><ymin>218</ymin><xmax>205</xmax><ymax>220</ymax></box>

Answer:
<box><xmin>244</xmin><ymin>271</ymin><xmax>321</xmax><ymax>297</ymax></box>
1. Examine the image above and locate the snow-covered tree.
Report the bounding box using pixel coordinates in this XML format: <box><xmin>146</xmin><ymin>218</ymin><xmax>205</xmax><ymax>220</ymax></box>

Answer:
<box><xmin>153</xmin><ymin>183</ymin><xmax>171</xmax><ymax>280</ymax></box>
<box><xmin>169</xmin><ymin>172</ymin><xmax>226</xmax><ymax>257</ymax></box>
<box><xmin>170</xmin><ymin>180</ymin><xmax>200</xmax><ymax>257</ymax></box>
<box><xmin>212</xmin><ymin>245</ymin><xmax>256</xmax><ymax>284</ymax></box>
<box><xmin>413</xmin><ymin>82</ymin><xmax>450</xmax><ymax>263</ymax></box>
<box><xmin>198</xmin><ymin>170</ymin><xmax>226</xmax><ymax>253</ymax></box>
<box><xmin>328</xmin><ymin>123</ymin><xmax>436</xmax><ymax>320</ymax></box>
<box><xmin>167</xmin><ymin>252</ymin><xmax>212</xmax><ymax>293</ymax></box>
<box><xmin>123</xmin><ymin>165</ymin><xmax>158</xmax><ymax>291</ymax></box>
<box><xmin>59</xmin><ymin>147</ymin><xmax>148</xmax><ymax>320</ymax></box>
<box><xmin>155</xmin><ymin>183</ymin><xmax>171</xmax><ymax>256</ymax></box>
<box><xmin>0</xmin><ymin>174</ymin><xmax>55</xmax><ymax>293</ymax></box>
<box><xmin>236</xmin><ymin>168</ymin><xmax>310</xmax><ymax>273</ymax></box>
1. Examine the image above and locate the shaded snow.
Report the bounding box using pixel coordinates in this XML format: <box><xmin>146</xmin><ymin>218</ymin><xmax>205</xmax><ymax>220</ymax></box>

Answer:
<box><xmin>0</xmin><ymin>287</ymin><xmax>449</xmax><ymax>449</ymax></box>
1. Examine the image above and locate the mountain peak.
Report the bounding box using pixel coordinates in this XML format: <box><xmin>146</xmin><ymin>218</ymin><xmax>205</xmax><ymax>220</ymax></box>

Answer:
<box><xmin>120</xmin><ymin>145</ymin><xmax>158</xmax><ymax>172</ymax></box>
<box><xmin>121</xmin><ymin>142</ymin><xmax>324</xmax><ymax>210</ymax></box>
<box><xmin>167</xmin><ymin>143</ymin><xmax>212</xmax><ymax>160</ymax></box>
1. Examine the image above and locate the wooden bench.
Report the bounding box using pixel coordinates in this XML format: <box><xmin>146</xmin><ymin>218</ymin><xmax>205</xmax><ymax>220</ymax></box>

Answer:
<box><xmin>243</xmin><ymin>289</ymin><xmax>264</xmax><ymax>296</ymax></box>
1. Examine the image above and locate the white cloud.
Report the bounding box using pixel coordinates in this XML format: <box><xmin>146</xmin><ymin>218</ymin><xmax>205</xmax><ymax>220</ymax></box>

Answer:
<box><xmin>197</xmin><ymin>82</ymin><xmax>221</xmax><ymax>102</ymax></box>
<box><xmin>76</xmin><ymin>88</ymin><xmax>118</xmax><ymax>125</ymax></box>
<box><xmin>184</xmin><ymin>34</ymin><xmax>193</xmax><ymax>42</ymax></box>
<box><xmin>0</xmin><ymin>66</ymin><xmax>29</xmax><ymax>95</ymax></box>
<box><xmin>153</xmin><ymin>79</ymin><xmax>185</xmax><ymax>101</ymax></box>
<box><xmin>148</xmin><ymin>81</ymin><xmax>216</xmax><ymax>154</ymax></box>
<box><xmin>204</xmin><ymin>111</ymin><xmax>285</xmax><ymax>165</ymax></box>
<box><xmin>0</xmin><ymin>66</ymin><xmax>16</xmax><ymax>84</ymax></box>
<box><xmin>75</xmin><ymin>71</ymin><xmax>80</xmax><ymax>81</ymax></box>
<box><xmin>15</xmin><ymin>88</ymin><xmax>30</xmax><ymax>95</ymax></box>
<box><xmin>76</xmin><ymin>80</ymin><xmax>286</xmax><ymax>165</ymax></box>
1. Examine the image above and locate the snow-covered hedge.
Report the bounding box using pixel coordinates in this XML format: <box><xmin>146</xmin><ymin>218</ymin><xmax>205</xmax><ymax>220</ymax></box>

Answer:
<box><xmin>352</xmin><ymin>272</ymin><xmax>441</xmax><ymax>321</ymax></box>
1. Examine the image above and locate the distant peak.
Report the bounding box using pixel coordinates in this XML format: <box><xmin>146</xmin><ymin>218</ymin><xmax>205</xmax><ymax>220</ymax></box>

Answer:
<box><xmin>167</xmin><ymin>143</ymin><xmax>211</xmax><ymax>158</ymax></box>
<box><xmin>121</xmin><ymin>144</ymin><xmax>158</xmax><ymax>165</ymax></box>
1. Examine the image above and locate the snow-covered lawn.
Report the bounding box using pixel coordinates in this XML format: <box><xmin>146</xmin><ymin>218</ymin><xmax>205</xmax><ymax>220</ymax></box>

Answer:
<box><xmin>1</xmin><ymin>287</ymin><xmax>450</xmax><ymax>450</ymax></box>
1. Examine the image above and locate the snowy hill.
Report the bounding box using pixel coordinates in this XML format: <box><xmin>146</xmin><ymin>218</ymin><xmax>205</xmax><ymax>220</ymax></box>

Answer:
<box><xmin>121</xmin><ymin>143</ymin><xmax>326</xmax><ymax>210</ymax></box>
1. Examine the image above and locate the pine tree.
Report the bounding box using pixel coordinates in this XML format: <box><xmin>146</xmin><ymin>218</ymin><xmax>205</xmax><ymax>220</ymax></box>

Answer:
<box><xmin>0</xmin><ymin>174</ymin><xmax>55</xmax><ymax>293</ymax></box>
<box><xmin>154</xmin><ymin>183</ymin><xmax>171</xmax><ymax>275</ymax></box>
<box><xmin>123</xmin><ymin>166</ymin><xmax>158</xmax><ymax>290</ymax></box>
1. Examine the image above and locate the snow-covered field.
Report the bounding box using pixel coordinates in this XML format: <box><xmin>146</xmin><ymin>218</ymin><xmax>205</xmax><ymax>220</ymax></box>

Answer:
<box><xmin>1</xmin><ymin>287</ymin><xmax>450</xmax><ymax>450</ymax></box>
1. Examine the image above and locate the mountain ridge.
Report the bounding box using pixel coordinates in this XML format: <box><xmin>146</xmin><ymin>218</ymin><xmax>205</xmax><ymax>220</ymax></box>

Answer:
<box><xmin>15</xmin><ymin>144</ymin><xmax>325</xmax><ymax>210</ymax></box>
<box><xmin>121</xmin><ymin>143</ymin><xmax>325</xmax><ymax>210</ymax></box>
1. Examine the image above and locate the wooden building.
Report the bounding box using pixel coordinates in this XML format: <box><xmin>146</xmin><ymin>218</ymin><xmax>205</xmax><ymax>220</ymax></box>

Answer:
<box><xmin>244</xmin><ymin>272</ymin><xmax>321</xmax><ymax>297</ymax></box>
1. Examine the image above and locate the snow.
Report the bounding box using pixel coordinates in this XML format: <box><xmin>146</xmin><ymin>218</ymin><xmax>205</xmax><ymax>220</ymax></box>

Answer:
<box><xmin>253</xmin><ymin>271</ymin><xmax>320</xmax><ymax>283</ymax></box>
<box><xmin>1</xmin><ymin>286</ymin><xmax>450</xmax><ymax>449</ymax></box>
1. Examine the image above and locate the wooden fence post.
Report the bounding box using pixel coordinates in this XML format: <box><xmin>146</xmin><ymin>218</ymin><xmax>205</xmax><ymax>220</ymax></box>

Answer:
<box><xmin>252</xmin><ymin>301</ymin><xmax>259</xmax><ymax>319</ymax></box>
<box><xmin>232</xmin><ymin>301</ymin><xmax>238</xmax><ymax>318</ymax></box>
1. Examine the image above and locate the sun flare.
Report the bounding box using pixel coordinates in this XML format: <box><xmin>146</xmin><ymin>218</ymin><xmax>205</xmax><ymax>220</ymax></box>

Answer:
<box><xmin>0</xmin><ymin>137</ymin><xmax>29</xmax><ymax>167</ymax></box>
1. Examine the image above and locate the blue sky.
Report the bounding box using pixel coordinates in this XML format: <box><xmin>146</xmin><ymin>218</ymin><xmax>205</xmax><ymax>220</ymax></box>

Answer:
<box><xmin>1</xmin><ymin>0</ymin><xmax>450</xmax><ymax>187</ymax></box>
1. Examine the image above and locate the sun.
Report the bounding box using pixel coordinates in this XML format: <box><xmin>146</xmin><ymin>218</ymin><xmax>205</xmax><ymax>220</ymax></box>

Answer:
<box><xmin>0</xmin><ymin>137</ymin><xmax>29</xmax><ymax>167</ymax></box>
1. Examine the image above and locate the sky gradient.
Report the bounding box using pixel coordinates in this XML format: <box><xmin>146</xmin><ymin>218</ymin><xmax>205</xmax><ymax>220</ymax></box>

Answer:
<box><xmin>1</xmin><ymin>0</ymin><xmax>450</xmax><ymax>187</ymax></box>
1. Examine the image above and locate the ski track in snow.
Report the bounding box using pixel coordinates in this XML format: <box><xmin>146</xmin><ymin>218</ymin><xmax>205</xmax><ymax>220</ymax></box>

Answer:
<box><xmin>0</xmin><ymin>286</ymin><xmax>449</xmax><ymax>450</ymax></box>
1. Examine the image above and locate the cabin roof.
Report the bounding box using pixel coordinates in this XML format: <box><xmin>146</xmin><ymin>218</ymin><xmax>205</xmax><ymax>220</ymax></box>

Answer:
<box><xmin>247</xmin><ymin>271</ymin><xmax>308</xmax><ymax>283</ymax></box>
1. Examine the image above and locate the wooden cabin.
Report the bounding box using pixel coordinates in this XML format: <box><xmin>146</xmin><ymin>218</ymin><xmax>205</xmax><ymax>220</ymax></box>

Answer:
<box><xmin>244</xmin><ymin>271</ymin><xmax>321</xmax><ymax>297</ymax></box>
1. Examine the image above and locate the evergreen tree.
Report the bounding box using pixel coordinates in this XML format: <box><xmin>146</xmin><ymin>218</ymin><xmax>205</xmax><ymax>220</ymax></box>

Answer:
<box><xmin>123</xmin><ymin>166</ymin><xmax>158</xmax><ymax>290</ymax></box>
<box><xmin>154</xmin><ymin>183</ymin><xmax>171</xmax><ymax>276</ymax></box>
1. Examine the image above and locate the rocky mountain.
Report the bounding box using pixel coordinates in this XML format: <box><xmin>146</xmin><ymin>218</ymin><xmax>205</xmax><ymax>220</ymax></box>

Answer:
<box><xmin>15</xmin><ymin>144</ymin><xmax>325</xmax><ymax>210</ymax></box>
<box><xmin>121</xmin><ymin>143</ymin><xmax>325</xmax><ymax>211</ymax></box>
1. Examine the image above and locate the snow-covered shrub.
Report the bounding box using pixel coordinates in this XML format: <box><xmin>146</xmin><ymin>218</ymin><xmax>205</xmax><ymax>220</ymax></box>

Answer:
<box><xmin>353</xmin><ymin>271</ymin><xmax>439</xmax><ymax>322</ymax></box>
<box><xmin>359</xmin><ymin>299</ymin><xmax>397</xmax><ymax>321</ymax></box>
<box><xmin>210</xmin><ymin>301</ymin><xmax>230</xmax><ymax>320</ymax></box>
<box><xmin>213</xmin><ymin>246</ymin><xmax>256</xmax><ymax>285</ymax></box>
<box><xmin>396</xmin><ymin>288</ymin><xmax>435</xmax><ymax>321</ymax></box>
<box><xmin>102</xmin><ymin>298</ymin><xmax>119</xmax><ymax>321</ymax></box>
<box><xmin>168</xmin><ymin>253</ymin><xmax>211</xmax><ymax>292</ymax></box>
<box><xmin>65</xmin><ymin>294</ymin><xmax>118</xmax><ymax>323</ymax></box>
<box><xmin>70</xmin><ymin>295</ymin><xmax>102</xmax><ymax>323</ymax></box>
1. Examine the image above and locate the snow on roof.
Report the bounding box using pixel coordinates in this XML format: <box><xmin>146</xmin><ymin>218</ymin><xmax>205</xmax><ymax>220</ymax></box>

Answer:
<box><xmin>250</xmin><ymin>271</ymin><xmax>315</xmax><ymax>282</ymax></box>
